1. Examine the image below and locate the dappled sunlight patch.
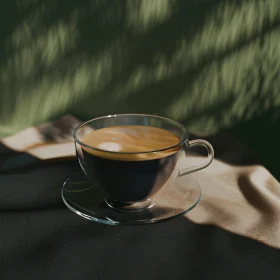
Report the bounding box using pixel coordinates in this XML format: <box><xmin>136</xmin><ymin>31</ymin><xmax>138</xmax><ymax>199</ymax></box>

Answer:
<box><xmin>126</xmin><ymin>0</ymin><xmax>175</xmax><ymax>32</ymax></box>
<box><xmin>0</xmin><ymin>0</ymin><xmax>280</xmax><ymax>136</ymax></box>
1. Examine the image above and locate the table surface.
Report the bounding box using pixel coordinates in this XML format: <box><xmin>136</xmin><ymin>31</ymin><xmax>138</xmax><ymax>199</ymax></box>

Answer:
<box><xmin>1</xmin><ymin>133</ymin><xmax>280</xmax><ymax>280</ymax></box>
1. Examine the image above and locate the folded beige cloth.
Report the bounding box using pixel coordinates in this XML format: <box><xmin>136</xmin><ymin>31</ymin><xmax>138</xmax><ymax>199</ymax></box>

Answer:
<box><xmin>1</xmin><ymin>115</ymin><xmax>280</xmax><ymax>248</ymax></box>
<box><xmin>185</xmin><ymin>156</ymin><xmax>280</xmax><ymax>248</ymax></box>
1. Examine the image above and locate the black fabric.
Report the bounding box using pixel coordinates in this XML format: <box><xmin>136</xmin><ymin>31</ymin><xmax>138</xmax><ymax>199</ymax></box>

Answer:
<box><xmin>0</xmin><ymin>143</ymin><xmax>39</xmax><ymax>174</ymax></box>
<box><xmin>1</xmin><ymin>144</ymin><xmax>280</xmax><ymax>280</ymax></box>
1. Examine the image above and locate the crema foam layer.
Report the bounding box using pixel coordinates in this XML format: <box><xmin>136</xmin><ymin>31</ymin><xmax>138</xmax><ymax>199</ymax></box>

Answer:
<box><xmin>81</xmin><ymin>125</ymin><xmax>181</xmax><ymax>161</ymax></box>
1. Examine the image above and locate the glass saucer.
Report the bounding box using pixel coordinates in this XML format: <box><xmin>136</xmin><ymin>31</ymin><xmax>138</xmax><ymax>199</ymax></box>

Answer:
<box><xmin>61</xmin><ymin>172</ymin><xmax>201</xmax><ymax>226</ymax></box>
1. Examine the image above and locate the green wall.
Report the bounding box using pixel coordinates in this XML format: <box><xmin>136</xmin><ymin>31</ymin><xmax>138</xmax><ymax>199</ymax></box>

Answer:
<box><xmin>0</xmin><ymin>0</ymin><xmax>279</xmax><ymax>178</ymax></box>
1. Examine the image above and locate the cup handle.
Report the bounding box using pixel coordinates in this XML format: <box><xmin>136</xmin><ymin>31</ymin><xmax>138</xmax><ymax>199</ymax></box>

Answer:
<box><xmin>179</xmin><ymin>139</ymin><xmax>214</xmax><ymax>177</ymax></box>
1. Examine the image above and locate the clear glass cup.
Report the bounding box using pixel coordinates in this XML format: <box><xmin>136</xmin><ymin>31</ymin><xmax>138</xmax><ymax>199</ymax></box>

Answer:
<box><xmin>74</xmin><ymin>114</ymin><xmax>214</xmax><ymax>211</ymax></box>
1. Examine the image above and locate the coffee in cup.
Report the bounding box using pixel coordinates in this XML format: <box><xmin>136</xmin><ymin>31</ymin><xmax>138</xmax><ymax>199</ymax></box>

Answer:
<box><xmin>81</xmin><ymin>125</ymin><xmax>181</xmax><ymax>202</ymax></box>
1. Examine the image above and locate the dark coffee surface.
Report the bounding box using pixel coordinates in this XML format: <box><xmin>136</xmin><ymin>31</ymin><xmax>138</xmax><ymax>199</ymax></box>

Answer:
<box><xmin>81</xmin><ymin>126</ymin><xmax>180</xmax><ymax>161</ymax></box>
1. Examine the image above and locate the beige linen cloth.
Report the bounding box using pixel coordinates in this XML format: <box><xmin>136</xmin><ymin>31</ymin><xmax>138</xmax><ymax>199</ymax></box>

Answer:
<box><xmin>1</xmin><ymin>115</ymin><xmax>280</xmax><ymax>248</ymax></box>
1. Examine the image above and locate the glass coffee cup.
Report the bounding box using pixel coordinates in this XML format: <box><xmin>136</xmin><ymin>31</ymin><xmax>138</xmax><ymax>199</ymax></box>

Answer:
<box><xmin>74</xmin><ymin>114</ymin><xmax>214</xmax><ymax>211</ymax></box>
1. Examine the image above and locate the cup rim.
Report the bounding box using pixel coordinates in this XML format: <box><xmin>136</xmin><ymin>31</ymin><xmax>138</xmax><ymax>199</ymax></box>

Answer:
<box><xmin>73</xmin><ymin>113</ymin><xmax>188</xmax><ymax>155</ymax></box>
